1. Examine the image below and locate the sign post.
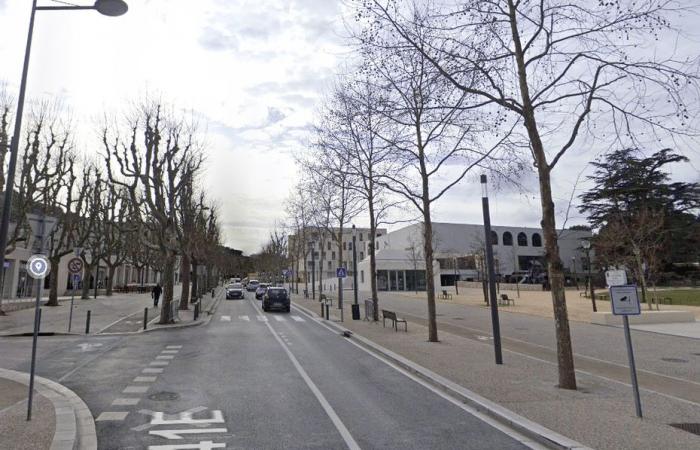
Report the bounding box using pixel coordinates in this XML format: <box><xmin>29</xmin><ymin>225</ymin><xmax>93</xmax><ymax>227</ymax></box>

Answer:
<box><xmin>67</xmin><ymin>258</ymin><xmax>83</xmax><ymax>333</ymax></box>
<box><xmin>610</xmin><ymin>284</ymin><xmax>643</xmax><ymax>418</ymax></box>
<box><xmin>336</xmin><ymin>267</ymin><xmax>346</xmax><ymax>322</ymax></box>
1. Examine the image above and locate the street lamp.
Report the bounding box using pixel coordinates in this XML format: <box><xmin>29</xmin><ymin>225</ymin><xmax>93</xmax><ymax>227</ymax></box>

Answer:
<box><xmin>581</xmin><ymin>240</ymin><xmax>597</xmax><ymax>312</ymax></box>
<box><xmin>352</xmin><ymin>225</ymin><xmax>358</xmax><ymax>306</ymax></box>
<box><xmin>0</xmin><ymin>0</ymin><xmax>128</xmax><ymax>318</ymax></box>
<box><xmin>308</xmin><ymin>241</ymin><xmax>315</xmax><ymax>300</ymax></box>
<box><xmin>571</xmin><ymin>256</ymin><xmax>578</xmax><ymax>290</ymax></box>
<box><xmin>481</xmin><ymin>174</ymin><xmax>503</xmax><ymax>365</ymax></box>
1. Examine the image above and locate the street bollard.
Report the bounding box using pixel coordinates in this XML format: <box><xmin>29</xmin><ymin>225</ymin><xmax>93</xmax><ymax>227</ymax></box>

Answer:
<box><xmin>194</xmin><ymin>302</ymin><xmax>199</xmax><ymax>321</ymax></box>
<box><xmin>320</xmin><ymin>301</ymin><xmax>324</xmax><ymax>318</ymax></box>
<box><xmin>143</xmin><ymin>307</ymin><xmax>148</xmax><ymax>330</ymax></box>
<box><xmin>211</xmin><ymin>289</ymin><xmax>215</xmax><ymax>298</ymax></box>
<box><xmin>325</xmin><ymin>302</ymin><xmax>330</xmax><ymax>320</ymax></box>
<box><xmin>85</xmin><ymin>310</ymin><xmax>91</xmax><ymax>334</ymax></box>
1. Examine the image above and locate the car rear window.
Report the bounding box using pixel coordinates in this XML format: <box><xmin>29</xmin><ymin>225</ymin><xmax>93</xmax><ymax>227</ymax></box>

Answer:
<box><xmin>268</xmin><ymin>288</ymin><xmax>286</xmax><ymax>295</ymax></box>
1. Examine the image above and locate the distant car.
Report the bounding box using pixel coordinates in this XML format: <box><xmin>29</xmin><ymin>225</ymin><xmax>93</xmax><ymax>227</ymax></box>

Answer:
<box><xmin>255</xmin><ymin>283</ymin><xmax>269</xmax><ymax>300</ymax></box>
<box><xmin>263</xmin><ymin>287</ymin><xmax>290</xmax><ymax>313</ymax></box>
<box><xmin>247</xmin><ymin>280</ymin><xmax>260</xmax><ymax>292</ymax></box>
<box><xmin>226</xmin><ymin>284</ymin><xmax>244</xmax><ymax>300</ymax></box>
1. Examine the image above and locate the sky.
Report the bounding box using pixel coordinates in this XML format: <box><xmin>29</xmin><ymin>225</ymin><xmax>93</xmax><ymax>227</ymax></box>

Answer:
<box><xmin>0</xmin><ymin>0</ymin><xmax>698</xmax><ymax>254</ymax></box>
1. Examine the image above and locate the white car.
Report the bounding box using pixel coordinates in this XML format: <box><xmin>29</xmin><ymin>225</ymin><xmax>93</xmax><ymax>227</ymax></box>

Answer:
<box><xmin>246</xmin><ymin>280</ymin><xmax>260</xmax><ymax>292</ymax></box>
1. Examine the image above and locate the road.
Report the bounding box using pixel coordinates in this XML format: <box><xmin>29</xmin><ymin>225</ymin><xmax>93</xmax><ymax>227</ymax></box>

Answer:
<box><xmin>0</xmin><ymin>291</ymin><xmax>535</xmax><ymax>449</ymax></box>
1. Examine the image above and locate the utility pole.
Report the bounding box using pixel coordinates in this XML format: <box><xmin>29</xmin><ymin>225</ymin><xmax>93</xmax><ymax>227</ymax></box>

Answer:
<box><xmin>481</xmin><ymin>175</ymin><xmax>503</xmax><ymax>365</ymax></box>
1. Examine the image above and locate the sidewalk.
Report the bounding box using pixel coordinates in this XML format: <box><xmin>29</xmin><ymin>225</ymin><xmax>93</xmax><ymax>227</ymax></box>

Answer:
<box><xmin>0</xmin><ymin>368</ymin><xmax>97</xmax><ymax>450</ymax></box>
<box><xmin>294</xmin><ymin>294</ymin><xmax>700</xmax><ymax>450</ymax></box>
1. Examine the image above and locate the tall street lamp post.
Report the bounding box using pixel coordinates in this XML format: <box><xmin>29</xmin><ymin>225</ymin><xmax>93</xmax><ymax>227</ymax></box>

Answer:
<box><xmin>453</xmin><ymin>256</ymin><xmax>459</xmax><ymax>295</ymax></box>
<box><xmin>0</xmin><ymin>0</ymin><xmax>128</xmax><ymax>314</ymax></box>
<box><xmin>309</xmin><ymin>241</ymin><xmax>315</xmax><ymax>300</ymax></box>
<box><xmin>481</xmin><ymin>175</ymin><xmax>503</xmax><ymax>365</ymax></box>
<box><xmin>581</xmin><ymin>240</ymin><xmax>597</xmax><ymax>312</ymax></box>
<box><xmin>571</xmin><ymin>256</ymin><xmax>578</xmax><ymax>290</ymax></box>
<box><xmin>352</xmin><ymin>225</ymin><xmax>358</xmax><ymax>306</ymax></box>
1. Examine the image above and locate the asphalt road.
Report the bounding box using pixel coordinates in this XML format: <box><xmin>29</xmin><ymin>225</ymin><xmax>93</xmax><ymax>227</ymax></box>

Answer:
<box><xmin>0</xmin><ymin>291</ymin><xmax>534</xmax><ymax>449</ymax></box>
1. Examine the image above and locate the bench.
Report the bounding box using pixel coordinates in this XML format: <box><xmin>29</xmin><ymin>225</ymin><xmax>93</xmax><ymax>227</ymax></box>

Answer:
<box><xmin>440</xmin><ymin>290</ymin><xmax>453</xmax><ymax>300</ymax></box>
<box><xmin>381</xmin><ymin>309</ymin><xmax>407</xmax><ymax>332</ymax></box>
<box><xmin>499</xmin><ymin>294</ymin><xmax>515</xmax><ymax>306</ymax></box>
<box><xmin>320</xmin><ymin>294</ymin><xmax>333</xmax><ymax>307</ymax></box>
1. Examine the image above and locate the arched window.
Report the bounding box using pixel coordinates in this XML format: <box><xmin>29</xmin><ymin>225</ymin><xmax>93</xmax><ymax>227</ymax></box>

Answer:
<box><xmin>490</xmin><ymin>231</ymin><xmax>498</xmax><ymax>245</ymax></box>
<box><xmin>503</xmin><ymin>232</ymin><xmax>513</xmax><ymax>246</ymax></box>
<box><xmin>517</xmin><ymin>232</ymin><xmax>528</xmax><ymax>246</ymax></box>
<box><xmin>532</xmin><ymin>233</ymin><xmax>542</xmax><ymax>247</ymax></box>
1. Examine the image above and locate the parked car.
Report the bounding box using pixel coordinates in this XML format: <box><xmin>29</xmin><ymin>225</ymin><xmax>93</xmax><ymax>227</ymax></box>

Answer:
<box><xmin>263</xmin><ymin>287</ymin><xmax>290</xmax><ymax>313</ymax></box>
<box><xmin>247</xmin><ymin>279</ymin><xmax>260</xmax><ymax>292</ymax></box>
<box><xmin>255</xmin><ymin>283</ymin><xmax>269</xmax><ymax>300</ymax></box>
<box><xmin>226</xmin><ymin>284</ymin><xmax>244</xmax><ymax>300</ymax></box>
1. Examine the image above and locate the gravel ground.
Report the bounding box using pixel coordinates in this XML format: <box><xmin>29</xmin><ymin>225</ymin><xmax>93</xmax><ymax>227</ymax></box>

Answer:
<box><xmin>0</xmin><ymin>378</ymin><xmax>55</xmax><ymax>450</ymax></box>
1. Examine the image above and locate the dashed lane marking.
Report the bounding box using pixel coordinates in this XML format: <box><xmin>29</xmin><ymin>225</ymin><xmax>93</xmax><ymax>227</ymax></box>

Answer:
<box><xmin>96</xmin><ymin>411</ymin><xmax>129</xmax><ymax>421</ymax></box>
<box><xmin>220</xmin><ymin>315</ymin><xmax>231</xmax><ymax>322</ymax></box>
<box><xmin>161</xmin><ymin>349</ymin><xmax>179</xmax><ymax>354</ymax></box>
<box><xmin>156</xmin><ymin>355</ymin><xmax>175</xmax><ymax>360</ymax></box>
<box><xmin>256</xmin><ymin>315</ymin><xmax>268</xmax><ymax>322</ymax></box>
<box><xmin>123</xmin><ymin>386</ymin><xmax>150</xmax><ymax>394</ymax></box>
<box><xmin>274</xmin><ymin>316</ymin><xmax>286</xmax><ymax>322</ymax></box>
<box><xmin>112</xmin><ymin>398</ymin><xmax>140</xmax><ymax>406</ymax></box>
<box><xmin>150</xmin><ymin>361</ymin><xmax>170</xmax><ymax>366</ymax></box>
<box><xmin>134</xmin><ymin>376</ymin><xmax>158</xmax><ymax>383</ymax></box>
<box><xmin>143</xmin><ymin>368</ymin><xmax>164</xmax><ymax>374</ymax></box>
<box><xmin>239</xmin><ymin>315</ymin><xmax>250</xmax><ymax>321</ymax></box>
<box><xmin>166</xmin><ymin>345</ymin><xmax>182</xmax><ymax>349</ymax></box>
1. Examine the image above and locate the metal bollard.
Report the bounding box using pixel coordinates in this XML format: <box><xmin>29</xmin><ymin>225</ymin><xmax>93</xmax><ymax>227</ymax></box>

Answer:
<box><xmin>194</xmin><ymin>302</ymin><xmax>199</xmax><ymax>321</ymax></box>
<box><xmin>325</xmin><ymin>302</ymin><xmax>330</xmax><ymax>320</ymax></box>
<box><xmin>320</xmin><ymin>301</ymin><xmax>324</xmax><ymax>318</ymax></box>
<box><xmin>211</xmin><ymin>289</ymin><xmax>215</xmax><ymax>298</ymax></box>
<box><xmin>85</xmin><ymin>310</ymin><xmax>91</xmax><ymax>334</ymax></box>
<box><xmin>143</xmin><ymin>307</ymin><xmax>148</xmax><ymax>330</ymax></box>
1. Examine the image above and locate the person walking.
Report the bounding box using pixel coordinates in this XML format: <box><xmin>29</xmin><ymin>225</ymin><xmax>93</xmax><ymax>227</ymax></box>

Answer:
<box><xmin>152</xmin><ymin>283</ymin><xmax>162</xmax><ymax>308</ymax></box>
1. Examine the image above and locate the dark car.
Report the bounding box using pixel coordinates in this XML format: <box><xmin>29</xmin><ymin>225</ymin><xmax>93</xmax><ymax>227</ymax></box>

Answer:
<box><xmin>262</xmin><ymin>287</ymin><xmax>290</xmax><ymax>313</ymax></box>
<box><xmin>255</xmin><ymin>283</ymin><xmax>269</xmax><ymax>300</ymax></box>
<box><xmin>226</xmin><ymin>283</ymin><xmax>244</xmax><ymax>300</ymax></box>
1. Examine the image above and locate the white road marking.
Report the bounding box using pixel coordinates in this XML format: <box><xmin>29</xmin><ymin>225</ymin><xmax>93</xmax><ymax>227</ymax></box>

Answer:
<box><xmin>291</xmin><ymin>315</ymin><xmax>305</xmax><ymax>322</ymax></box>
<box><xmin>257</xmin><ymin>315</ymin><xmax>268</xmax><ymax>322</ymax></box>
<box><xmin>239</xmin><ymin>315</ymin><xmax>250</xmax><ymax>321</ymax></box>
<box><xmin>166</xmin><ymin>345</ymin><xmax>182</xmax><ymax>349</ymax></box>
<box><xmin>134</xmin><ymin>376</ymin><xmax>157</xmax><ymax>383</ymax></box>
<box><xmin>133</xmin><ymin>407</ymin><xmax>207</xmax><ymax>431</ymax></box>
<box><xmin>249</xmin><ymin>300</ymin><xmax>360</xmax><ymax>450</ymax></box>
<box><xmin>274</xmin><ymin>316</ymin><xmax>285</xmax><ymax>322</ymax></box>
<box><xmin>150</xmin><ymin>410</ymin><xmax>224</xmax><ymax>426</ymax></box>
<box><xmin>148</xmin><ymin>428</ymin><xmax>228</xmax><ymax>439</ymax></box>
<box><xmin>77</xmin><ymin>342</ymin><xmax>103</xmax><ymax>352</ymax></box>
<box><xmin>123</xmin><ymin>386</ymin><xmax>150</xmax><ymax>394</ymax></box>
<box><xmin>148</xmin><ymin>442</ymin><xmax>225</xmax><ymax>450</ymax></box>
<box><xmin>150</xmin><ymin>361</ymin><xmax>170</xmax><ymax>366</ymax></box>
<box><xmin>96</xmin><ymin>411</ymin><xmax>129</xmax><ymax>421</ymax></box>
<box><xmin>220</xmin><ymin>315</ymin><xmax>231</xmax><ymax>322</ymax></box>
<box><xmin>161</xmin><ymin>349</ymin><xmax>179</xmax><ymax>354</ymax></box>
<box><xmin>112</xmin><ymin>398</ymin><xmax>140</xmax><ymax>406</ymax></box>
<box><xmin>156</xmin><ymin>355</ymin><xmax>175</xmax><ymax>360</ymax></box>
<box><xmin>143</xmin><ymin>368</ymin><xmax>164</xmax><ymax>374</ymax></box>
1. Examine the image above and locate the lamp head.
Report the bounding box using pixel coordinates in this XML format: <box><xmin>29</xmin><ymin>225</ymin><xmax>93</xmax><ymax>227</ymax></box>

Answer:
<box><xmin>581</xmin><ymin>240</ymin><xmax>590</xmax><ymax>250</ymax></box>
<box><xmin>95</xmin><ymin>0</ymin><xmax>128</xmax><ymax>16</ymax></box>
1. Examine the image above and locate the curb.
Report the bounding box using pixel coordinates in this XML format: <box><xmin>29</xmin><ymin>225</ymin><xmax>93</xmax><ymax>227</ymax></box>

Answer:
<box><xmin>293</xmin><ymin>302</ymin><xmax>591</xmax><ymax>450</ymax></box>
<box><xmin>140</xmin><ymin>288</ymin><xmax>224</xmax><ymax>334</ymax></box>
<box><xmin>0</xmin><ymin>368</ymin><xmax>97</xmax><ymax>450</ymax></box>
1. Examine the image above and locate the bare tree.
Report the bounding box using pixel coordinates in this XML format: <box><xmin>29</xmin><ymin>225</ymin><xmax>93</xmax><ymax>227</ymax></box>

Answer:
<box><xmin>357</xmin><ymin>0</ymin><xmax>700</xmax><ymax>389</ymax></box>
<box><xmin>104</xmin><ymin>102</ymin><xmax>203</xmax><ymax>324</ymax></box>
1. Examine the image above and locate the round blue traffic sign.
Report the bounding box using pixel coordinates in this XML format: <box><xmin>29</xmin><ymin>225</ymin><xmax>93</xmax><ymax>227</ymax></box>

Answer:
<box><xmin>27</xmin><ymin>254</ymin><xmax>50</xmax><ymax>279</ymax></box>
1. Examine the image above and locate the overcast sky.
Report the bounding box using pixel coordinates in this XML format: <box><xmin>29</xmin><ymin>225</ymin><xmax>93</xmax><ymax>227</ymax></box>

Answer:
<box><xmin>0</xmin><ymin>0</ymin><xmax>698</xmax><ymax>254</ymax></box>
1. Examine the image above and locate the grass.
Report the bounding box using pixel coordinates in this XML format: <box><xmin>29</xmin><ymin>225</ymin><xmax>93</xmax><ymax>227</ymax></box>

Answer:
<box><xmin>594</xmin><ymin>288</ymin><xmax>700</xmax><ymax>306</ymax></box>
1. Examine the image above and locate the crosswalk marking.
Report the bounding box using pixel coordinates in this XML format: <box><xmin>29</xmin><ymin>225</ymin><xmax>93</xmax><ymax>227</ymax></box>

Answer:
<box><xmin>166</xmin><ymin>345</ymin><xmax>182</xmax><ymax>349</ymax></box>
<box><xmin>257</xmin><ymin>315</ymin><xmax>268</xmax><ymax>322</ymax></box>
<box><xmin>239</xmin><ymin>315</ymin><xmax>250</xmax><ymax>321</ymax></box>
<box><xmin>291</xmin><ymin>315</ymin><xmax>305</xmax><ymax>322</ymax></box>
<box><xmin>274</xmin><ymin>316</ymin><xmax>285</xmax><ymax>322</ymax></box>
<box><xmin>220</xmin><ymin>315</ymin><xmax>231</xmax><ymax>322</ymax></box>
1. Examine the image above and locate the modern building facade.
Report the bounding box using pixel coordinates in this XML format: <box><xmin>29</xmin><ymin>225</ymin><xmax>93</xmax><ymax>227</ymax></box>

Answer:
<box><xmin>355</xmin><ymin>222</ymin><xmax>592</xmax><ymax>292</ymax></box>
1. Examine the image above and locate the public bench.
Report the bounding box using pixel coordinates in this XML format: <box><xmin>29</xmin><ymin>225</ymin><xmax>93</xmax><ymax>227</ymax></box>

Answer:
<box><xmin>440</xmin><ymin>290</ymin><xmax>453</xmax><ymax>300</ymax></box>
<box><xmin>381</xmin><ymin>309</ymin><xmax>407</xmax><ymax>332</ymax></box>
<box><xmin>499</xmin><ymin>294</ymin><xmax>515</xmax><ymax>306</ymax></box>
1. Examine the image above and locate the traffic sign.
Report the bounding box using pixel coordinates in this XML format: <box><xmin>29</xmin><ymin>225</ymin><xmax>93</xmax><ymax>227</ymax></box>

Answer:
<box><xmin>68</xmin><ymin>257</ymin><xmax>83</xmax><ymax>274</ymax></box>
<box><xmin>27</xmin><ymin>255</ymin><xmax>50</xmax><ymax>279</ymax></box>
<box><xmin>605</xmin><ymin>269</ymin><xmax>627</xmax><ymax>287</ymax></box>
<box><xmin>610</xmin><ymin>285</ymin><xmax>641</xmax><ymax>316</ymax></box>
<box><xmin>336</xmin><ymin>267</ymin><xmax>347</xmax><ymax>278</ymax></box>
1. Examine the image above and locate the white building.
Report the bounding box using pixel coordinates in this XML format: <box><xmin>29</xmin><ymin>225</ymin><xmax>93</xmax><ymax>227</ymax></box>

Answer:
<box><xmin>355</xmin><ymin>222</ymin><xmax>592</xmax><ymax>292</ymax></box>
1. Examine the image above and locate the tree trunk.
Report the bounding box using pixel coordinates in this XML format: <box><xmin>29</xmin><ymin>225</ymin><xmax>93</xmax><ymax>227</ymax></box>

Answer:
<box><xmin>179</xmin><ymin>253</ymin><xmax>191</xmax><ymax>310</ymax></box>
<box><xmin>190</xmin><ymin>258</ymin><xmax>198</xmax><ymax>307</ymax></box>
<box><xmin>368</xmin><ymin>195</ymin><xmax>379</xmax><ymax>321</ymax></box>
<box><xmin>106</xmin><ymin>265</ymin><xmax>116</xmax><ymax>297</ymax></box>
<box><xmin>81</xmin><ymin>264</ymin><xmax>94</xmax><ymax>300</ymax></box>
<box><xmin>337</xmin><ymin>230</ymin><xmax>343</xmax><ymax>309</ymax></box>
<box><xmin>46</xmin><ymin>256</ymin><xmax>60</xmax><ymax>306</ymax></box>
<box><xmin>422</xmin><ymin>217</ymin><xmax>438</xmax><ymax>342</ymax></box>
<box><xmin>159</xmin><ymin>252</ymin><xmax>176</xmax><ymax>324</ymax></box>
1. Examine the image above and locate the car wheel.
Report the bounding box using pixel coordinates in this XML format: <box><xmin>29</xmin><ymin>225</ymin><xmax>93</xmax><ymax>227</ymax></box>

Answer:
<box><xmin>285</xmin><ymin>307</ymin><xmax>290</xmax><ymax>313</ymax></box>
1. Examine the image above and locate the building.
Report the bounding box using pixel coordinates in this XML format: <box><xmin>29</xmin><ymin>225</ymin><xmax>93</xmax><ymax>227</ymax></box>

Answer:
<box><xmin>355</xmin><ymin>222</ymin><xmax>592</xmax><ymax>292</ymax></box>
<box><xmin>288</xmin><ymin>226</ymin><xmax>388</xmax><ymax>284</ymax></box>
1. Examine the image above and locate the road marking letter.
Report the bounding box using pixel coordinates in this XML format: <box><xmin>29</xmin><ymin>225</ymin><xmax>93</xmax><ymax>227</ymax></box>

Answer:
<box><xmin>148</xmin><ymin>442</ymin><xmax>225</xmax><ymax>450</ymax></box>
<box><xmin>149</xmin><ymin>428</ymin><xmax>228</xmax><ymax>439</ymax></box>
<box><xmin>220</xmin><ymin>316</ymin><xmax>231</xmax><ymax>322</ymax></box>
<box><xmin>151</xmin><ymin>410</ymin><xmax>224</xmax><ymax>426</ymax></box>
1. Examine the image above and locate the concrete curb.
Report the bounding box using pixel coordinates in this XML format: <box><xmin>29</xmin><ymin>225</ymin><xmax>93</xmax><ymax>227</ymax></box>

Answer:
<box><xmin>294</xmin><ymin>302</ymin><xmax>591</xmax><ymax>450</ymax></box>
<box><xmin>140</xmin><ymin>288</ymin><xmax>224</xmax><ymax>334</ymax></box>
<box><xmin>0</xmin><ymin>368</ymin><xmax>97</xmax><ymax>450</ymax></box>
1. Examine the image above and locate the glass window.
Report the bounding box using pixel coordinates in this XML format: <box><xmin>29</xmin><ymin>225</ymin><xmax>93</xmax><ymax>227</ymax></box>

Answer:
<box><xmin>348</xmin><ymin>242</ymin><xmax>352</xmax><ymax>250</ymax></box>
<box><xmin>343</xmin><ymin>242</ymin><xmax>347</xmax><ymax>250</ymax></box>
<box><xmin>532</xmin><ymin>233</ymin><xmax>542</xmax><ymax>247</ymax></box>
<box><xmin>397</xmin><ymin>271</ymin><xmax>405</xmax><ymax>291</ymax></box>
<box><xmin>389</xmin><ymin>271</ymin><xmax>398</xmax><ymax>290</ymax></box>
<box><xmin>377</xmin><ymin>270</ymin><xmax>388</xmax><ymax>290</ymax></box>
<box><xmin>503</xmin><ymin>232</ymin><xmax>513</xmax><ymax>246</ymax></box>
<box><xmin>360</xmin><ymin>252</ymin><xmax>364</xmax><ymax>260</ymax></box>
<box><xmin>359</xmin><ymin>233</ymin><xmax>363</xmax><ymax>241</ymax></box>
<box><xmin>327</xmin><ymin>261</ymin><xmax>331</xmax><ymax>269</ymax></box>
<box><xmin>327</xmin><ymin>241</ymin><xmax>331</xmax><ymax>250</ymax></box>
<box><xmin>332</xmin><ymin>251</ymin><xmax>336</xmax><ymax>260</ymax></box>
<box><xmin>490</xmin><ymin>230</ymin><xmax>498</xmax><ymax>245</ymax></box>
<box><xmin>517</xmin><ymin>232</ymin><xmax>528</xmax><ymax>246</ymax></box>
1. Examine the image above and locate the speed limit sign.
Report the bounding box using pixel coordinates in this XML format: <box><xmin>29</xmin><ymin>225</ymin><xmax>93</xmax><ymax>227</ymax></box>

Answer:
<box><xmin>68</xmin><ymin>257</ymin><xmax>83</xmax><ymax>274</ymax></box>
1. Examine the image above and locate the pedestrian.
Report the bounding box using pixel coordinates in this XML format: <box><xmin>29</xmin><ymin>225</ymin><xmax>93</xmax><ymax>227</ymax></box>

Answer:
<box><xmin>152</xmin><ymin>283</ymin><xmax>162</xmax><ymax>307</ymax></box>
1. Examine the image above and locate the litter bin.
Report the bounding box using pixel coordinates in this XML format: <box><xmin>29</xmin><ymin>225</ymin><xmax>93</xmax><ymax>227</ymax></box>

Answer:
<box><xmin>351</xmin><ymin>304</ymin><xmax>360</xmax><ymax>320</ymax></box>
